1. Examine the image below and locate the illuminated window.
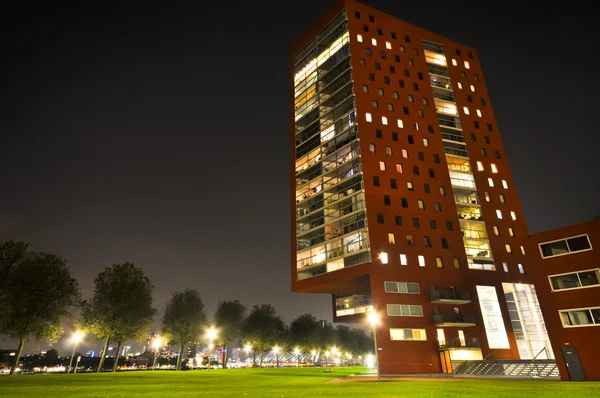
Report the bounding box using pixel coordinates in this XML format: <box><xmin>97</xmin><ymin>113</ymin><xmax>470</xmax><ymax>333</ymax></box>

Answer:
<box><xmin>418</xmin><ymin>255</ymin><xmax>425</xmax><ymax>267</ymax></box>
<box><xmin>451</xmin><ymin>59</ymin><xmax>457</xmax><ymax>66</ymax></box>
<box><xmin>423</xmin><ymin>138</ymin><xmax>429</xmax><ymax>147</ymax></box>
<box><xmin>453</xmin><ymin>258</ymin><xmax>460</xmax><ymax>269</ymax></box>
<box><xmin>476</xmin><ymin>109</ymin><xmax>482</xmax><ymax>117</ymax></box>
<box><xmin>390</xmin><ymin>328</ymin><xmax>427</xmax><ymax>341</ymax></box>
<box><xmin>549</xmin><ymin>269</ymin><xmax>600</xmax><ymax>291</ymax></box>
<box><xmin>510</xmin><ymin>211</ymin><xmax>517</xmax><ymax>221</ymax></box>
<box><xmin>386</xmin><ymin>41</ymin><xmax>392</xmax><ymax>49</ymax></box>
<box><xmin>477</xmin><ymin>161</ymin><xmax>484</xmax><ymax>171</ymax></box>
<box><xmin>388</xmin><ymin>233</ymin><xmax>396</xmax><ymax>244</ymax></box>
<box><xmin>407</xmin><ymin>181</ymin><xmax>414</xmax><ymax>191</ymax></box>
<box><xmin>400</xmin><ymin>254</ymin><xmax>408</xmax><ymax>265</ymax></box>
<box><xmin>362</xmin><ymin>84</ymin><xmax>369</xmax><ymax>93</ymax></box>
<box><xmin>496</xmin><ymin>210</ymin><xmax>503</xmax><ymax>219</ymax></box>
<box><xmin>369</xmin><ymin>143</ymin><xmax>375</xmax><ymax>153</ymax></box>
<box><xmin>493</xmin><ymin>226</ymin><xmax>499</xmax><ymax>236</ymax></box>
<box><xmin>380</xmin><ymin>252</ymin><xmax>389</xmax><ymax>264</ymax></box>
<box><xmin>463</xmin><ymin>107</ymin><xmax>470</xmax><ymax>115</ymax></box>
<box><xmin>382</xmin><ymin>116</ymin><xmax>388</xmax><ymax>125</ymax></box>
<box><xmin>476</xmin><ymin>286</ymin><xmax>510</xmax><ymax>348</ymax></box>
<box><xmin>488</xmin><ymin>178</ymin><xmax>494</xmax><ymax>187</ymax></box>
<box><xmin>396</xmin><ymin>164</ymin><xmax>403</xmax><ymax>173</ymax></box>
<box><xmin>402</xmin><ymin>149</ymin><xmax>408</xmax><ymax>158</ymax></box>
<box><xmin>470</xmin><ymin>85</ymin><xmax>475</xmax><ymax>92</ymax></box>
<box><xmin>503</xmin><ymin>262</ymin><xmax>509</xmax><ymax>273</ymax></box>
<box><xmin>436</xmin><ymin>257</ymin><xmax>444</xmax><ymax>268</ymax></box>
<box><xmin>520</xmin><ymin>246</ymin><xmax>526</xmax><ymax>255</ymax></box>
<box><xmin>397</xmin><ymin>119</ymin><xmax>404</xmax><ymax>128</ymax></box>
<box><xmin>386</xmin><ymin>146</ymin><xmax>392</xmax><ymax>155</ymax></box>
<box><xmin>508</xmin><ymin>227</ymin><xmax>514</xmax><ymax>237</ymax></box>
<box><xmin>464</xmin><ymin>60</ymin><xmax>470</xmax><ymax>69</ymax></box>
<box><xmin>357</xmin><ymin>34</ymin><xmax>363</xmax><ymax>42</ymax></box>
<box><xmin>372</xmin><ymin>38</ymin><xmax>377</xmax><ymax>46</ymax></box>
<box><xmin>505</xmin><ymin>244</ymin><xmax>512</xmax><ymax>254</ymax></box>
<box><xmin>499</xmin><ymin>194</ymin><xmax>506</xmax><ymax>203</ymax></box>
<box><xmin>518</xmin><ymin>264</ymin><xmax>525</xmax><ymax>274</ymax></box>
<box><xmin>379</xmin><ymin>161</ymin><xmax>386</xmax><ymax>171</ymax></box>
<box><xmin>366</xmin><ymin>112</ymin><xmax>372</xmax><ymax>122</ymax></box>
<box><xmin>485</xmin><ymin>192</ymin><xmax>491</xmax><ymax>202</ymax></box>
<box><xmin>418</xmin><ymin>200</ymin><xmax>424</xmax><ymax>209</ymax></box>
<box><xmin>502</xmin><ymin>180</ymin><xmax>508</xmax><ymax>189</ymax></box>
<box><xmin>491</xmin><ymin>163</ymin><xmax>498</xmax><ymax>173</ymax></box>
<box><xmin>456</xmin><ymin>82</ymin><xmax>462</xmax><ymax>90</ymax></box>
<box><xmin>437</xmin><ymin>329</ymin><xmax>446</xmax><ymax>345</ymax></box>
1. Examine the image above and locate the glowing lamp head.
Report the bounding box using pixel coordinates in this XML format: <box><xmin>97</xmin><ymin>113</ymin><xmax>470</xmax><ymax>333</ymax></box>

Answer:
<box><xmin>244</xmin><ymin>344</ymin><xmax>252</xmax><ymax>353</ymax></box>
<box><xmin>72</xmin><ymin>331</ymin><xmax>84</xmax><ymax>344</ymax></box>
<box><xmin>152</xmin><ymin>337</ymin><xmax>162</xmax><ymax>349</ymax></box>
<box><xmin>367</xmin><ymin>311</ymin><xmax>380</xmax><ymax>327</ymax></box>
<box><xmin>272</xmin><ymin>346</ymin><xmax>280</xmax><ymax>354</ymax></box>
<box><xmin>294</xmin><ymin>347</ymin><xmax>300</xmax><ymax>355</ymax></box>
<box><xmin>311</xmin><ymin>350</ymin><xmax>316</xmax><ymax>356</ymax></box>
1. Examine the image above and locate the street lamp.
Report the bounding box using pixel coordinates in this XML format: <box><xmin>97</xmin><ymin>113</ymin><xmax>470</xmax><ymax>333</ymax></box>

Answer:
<box><xmin>367</xmin><ymin>311</ymin><xmax>380</xmax><ymax>382</ymax></box>
<box><xmin>205</xmin><ymin>327</ymin><xmax>218</xmax><ymax>365</ymax></box>
<box><xmin>310</xmin><ymin>350</ymin><xmax>317</xmax><ymax>366</ymax></box>
<box><xmin>294</xmin><ymin>347</ymin><xmax>300</xmax><ymax>367</ymax></box>
<box><xmin>68</xmin><ymin>331</ymin><xmax>84</xmax><ymax>373</ymax></box>
<box><xmin>152</xmin><ymin>336</ymin><xmax>162</xmax><ymax>370</ymax></box>
<box><xmin>272</xmin><ymin>346</ymin><xmax>280</xmax><ymax>368</ymax></box>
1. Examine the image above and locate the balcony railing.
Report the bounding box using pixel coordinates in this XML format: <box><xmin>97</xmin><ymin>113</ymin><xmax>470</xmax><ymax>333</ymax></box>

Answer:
<box><xmin>433</xmin><ymin>313</ymin><xmax>476</xmax><ymax>326</ymax></box>
<box><xmin>430</xmin><ymin>290</ymin><xmax>471</xmax><ymax>304</ymax></box>
<box><xmin>438</xmin><ymin>338</ymin><xmax>480</xmax><ymax>350</ymax></box>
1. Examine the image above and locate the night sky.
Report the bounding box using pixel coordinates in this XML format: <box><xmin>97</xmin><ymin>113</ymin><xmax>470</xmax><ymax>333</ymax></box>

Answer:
<box><xmin>1</xmin><ymin>1</ymin><xmax>597</xmax><ymax>353</ymax></box>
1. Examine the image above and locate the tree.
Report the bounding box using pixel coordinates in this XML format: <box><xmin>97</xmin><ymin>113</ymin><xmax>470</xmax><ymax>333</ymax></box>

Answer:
<box><xmin>290</xmin><ymin>314</ymin><xmax>322</xmax><ymax>356</ymax></box>
<box><xmin>0</xmin><ymin>241</ymin><xmax>29</xmax><ymax>314</ymax></box>
<box><xmin>213</xmin><ymin>300</ymin><xmax>246</xmax><ymax>367</ymax></box>
<box><xmin>0</xmin><ymin>252</ymin><xmax>80</xmax><ymax>375</ymax></box>
<box><xmin>243</xmin><ymin>304</ymin><xmax>286</xmax><ymax>367</ymax></box>
<box><xmin>81</xmin><ymin>262</ymin><xmax>156</xmax><ymax>372</ymax></box>
<box><xmin>161</xmin><ymin>289</ymin><xmax>206</xmax><ymax>370</ymax></box>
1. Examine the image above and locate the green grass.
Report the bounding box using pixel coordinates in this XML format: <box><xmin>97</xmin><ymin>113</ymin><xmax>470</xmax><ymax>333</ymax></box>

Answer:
<box><xmin>0</xmin><ymin>367</ymin><xmax>597</xmax><ymax>397</ymax></box>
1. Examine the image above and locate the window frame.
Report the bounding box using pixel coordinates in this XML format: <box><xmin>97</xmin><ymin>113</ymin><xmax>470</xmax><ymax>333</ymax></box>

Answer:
<box><xmin>548</xmin><ymin>268</ymin><xmax>600</xmax><ymax>292</ymax></box>
<box><xmin>539</xmin><ymin>234</ymin><xmax>593</xmax><ymax>259</ymax></box>
<box><xmin>384</xmin><ymin>281</ymin><xmax>420</xmax><ymax>294</ymax></box>
<box><xmin>559</xmin><ymin>306</ymin><xmax>600</xmax><ymax>328</ymax></box>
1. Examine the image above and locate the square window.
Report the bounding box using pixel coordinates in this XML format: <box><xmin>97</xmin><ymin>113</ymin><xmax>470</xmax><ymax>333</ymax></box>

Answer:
<box><xmin>422</xmin><ymin>97</ymin><xmax>428</xmax><ymax>105</ymax></box>
<box><xmin>433</xmin><ymin>154</ymin><xmax>440</xmax><ymax>163</ymax></box>
<box><xmin>382</xmin><ymin>116</ymin><xmax>388</xmax><ymax>125</ymax></box>
<box><xmin>388</xmin><ymin>103</ymin><xmax>394</xmax><ymax>112</ymax></box>
<box><xmin>365</xmin><ymin>112</ymin><xmax>372</xmax><ymax>122</ymax></box>
<box><xmin>451</xmin><ymin>59</ymin><xmax>458</xmax><ymax>66</ymax></box>
<box><xmin>375</xmin><ymin>62</ymin><xmax>381</xmax><ymax>70</ymax></box>
<box><xmin>386</xmin><ymin>146</ymin><xmax>392</xmax><ymax>155</ymax></box>
<box><xmin>413</xmin><ymin>166</ymin><xmax>419</xmax><ymax>175</ymax></box>
<box><xmin>355</xmin><ymin>11</ymin><xmax>360</xmax><ymax>18</ymax></box>
<box><xmin>496</xmin><ymin>209</ymin><xmax>503</xmax><ymax>219</ymax></box>
<box><xmin>424</xmin><ymin>236</ymin><xmax>432</xmax><ymax>247</ymax></box>
<box><xmin>434</xmin><ymin>202</ymin><xmax>441</xmax><ymax>212</ymax></box>
<box><xmin>362</xmin><ymin>84</ymin><xmax>369</xmax><ymax>92</ymax></box>
<box><xmin>363</xmin><ymin>24</ymin><xmax>369</xmax><ymax>32</ymax></box>
<box><xmin>503</xmin><ymin>262</ymin><xmax>509</xmax><ymax>273</ymax></box>
<box><xmin>384</xmin><ymin>76</ymin><xmax>390</xmax><ymax>84</ymax></box>
<box><xmin>407</xmin><ymin>235</ymin><xmax>414</xmax><ymax>246</ymax></box>
<box><xmin>399</xmin><ymin>79</ymin><xmax>405</xmax><ymax>88</ymax></box>
<box><xmin>404</xmin><ymin>35</ymin><xmax>410</xmax><ymax>43</ymax></box>
<box><xmin>518</xmin><ymin>264</ymin><xmax>525</xmax><ymax>274</ymax></box>
<box><xmin>379</xmin><ymin>161</ymin><xmax>386</xmax><ymax>171</ymax></box>
<box><xmin>502</xmin><ymin>180</ymin><xmax>508</xmax><ymax>189</ymax></box>
<box><xmin>413</xmin><ymin>83</ymin><xmax>419</xmax><ymax>91</ymax></box>
<box><xmin>386</xmin><ymin>41</ymin><xmax>392</xmax><ymax>49</ymax></box>
<box><xmin>384</xmin><ymin>195</ymin><xmax>391</xmax><ymax>206</ymax></box>
<box><xmin>412</xmin><ymin>217</ymin><xmax>420</xmax><ymax>227</ymax></box>
<box><xmin>446</xmin><ymin>221</ymin><xmax>453</xmax><ymax>231</ymax></box>
<box><xmin>392</xmin><ymin>131</ymin><xmax>398</xmax><ymax>141</ymax></box>
<box><xmin>395</xmin><ymin>215</ymin><xmax>402</xmax><ymax>226</ymax></box>
<box><xmin>441</xmin><ymin>238</ymin><xmax>449</xmax><ymax>249</ymax></box>
<box><xmin>377</xmin><ymin>213</ymin><xmax>384</xmax><ymax>223</ymax></box>
<box><xmin>424</xmin><ymin>183</ymin><xmax>430</xmax><ymax>193</ymax></box>
<box><xmin>400</xmin><ymin>253</ymin><xmax>407</xmax><ymax>265</ymax></box>
<box><xmin>510</xmin><ymin>211</ymin><xmax>517</xmax><ymax>221</ymax></box>
<box><xmin>380</xmin><ymin>252</ymin><xmax>388</xmax><ymax>264</ymax></box>
<box><xmin>495</xmin><ymin>150</ymin><xmax>501</xmax><ymax>159</ymax></box>
<box><xmin>457</xmin><ymin>82</ymin><xmax>463</xmax><ymax>89</ymax></box>
<box><xmin>373</xmin><ymin>176</ymin><xmax>380</xmax><ymax>186</ymax></box>
<box><xmin>372</xmin><ymin>100</ymin><xmax>378</xmax><ymax>108</ymax></box>
<box><xmin>381</xmin><ymin>52</ymin><xmax>387</xmax><ymax>60</ymax></box>
<box><xmin>493</xmin><ymin>226</ymin><xmax>499</xmax><ymax>236</ymax></box>
<box><xmin>376</xmin><ymin>129</ymin><xmax>382</xmax><ymax>138</ymax></box>
<box><xmin>408</xmin><ymin>135</ymin><xmax>414</xmax><ymax>144</ymax></box>
<box><xmin>499</xmin><ymin>194</ymin><xmax>505</xmax><ymax>204</ymax></box>
<box><xmin>401</xmin><ymin>197</ymin><xmax>408</xmax><ymax>208</ymax></box>
<box><xmin>408</xmin><ymin>94</ymin><xmax>414</xmax><ymax>102</ymax></box>
<box><xmin>390</xmin><ymin>178</ymin><xmax>397</xmax><ymax>189</ymax></box>
<box><xmin>488</xmin><ymin>177</ymin><xmax>494</xmax><ymax>187</ymax></box>
<box><xmin>453</xmin><ymin>258</ymin><xmax>461</xmax><ymax>269</ymax></box>
<box><xmin>378</xmin><ymin>88</ymin><xmax>384</xmax><ymax>96</ymax></box>
<box><xmin>505</xmin><ymin>244</ymin><xmax>512</xmax><ymax>254</ymax></box>
<box><xmin>464</xmin><ymin>60</ymin><xmax>470</xmax><ymax>69</ymax></box>
<box><xmin>397</xmin><ymin>119</ymin><xmax>404</xmax><ymax>128</ymax></box>
<box><xmin>400</xmin><ymin>45</ymin><xmax>405</xmax><ymax>52</ymax></box>
<box><xmin>417</xmin><ymin>151</ymin><xmax>424</xmax><ymax>161</ymax></box>
<box><xmin>409</xmin><ymin>58</ymin><xmax>415</xmax><ymax>66</ymax></box>
<box><xmin>428</xmin><ymin>168</ymin><xmax>435</xmax><ymax>178</ymax></box>
<box><xmin>418</xmin><ymin>200</ymin><xmax>424</xmax><ymax>209</ymax></box>
<box><xmin>391</xmin><ymin>32</ymin><xmax>397</xmax><ymax>39</ymax></box>
<box><xmin>407</xmin><ymin>181</ymin><xmax>414</xmax><ymax>191</ymax></box>
<box><xmin>440</xmin><ymin>186</ymin><xmax>446</xmax><ymax>196</ymax></box>
<box><xmin>360</xmin><ymin>58</ymin><xmax>366</xmax><ymax>66</ymax></box>
<box><xmin>393</xmin><ymin>91</ymin><xmax>399</xmax><ymax>99</ymax></box>
<box><xmin>430</xmin><ymin>219</ymin><xmax>437</xmax><ymax>229</ymax></box>
<box><xmin>418</xmin><ymin>255</ymin><xmax>425</xmax><ymax>267</ymax></box>
<box><xmin>377</xmin><ymin>28</ymin><xmax>383</xmax><ymax>36</ymax></box>
<box><xmin>369</xmin><ymin>15</ymin><xmax>374</xmax><ymax>22</ymax></box>
<box><xmin>508</xmin><ymin>227</ymin><xmax>514</xmax><ymax>237</ymax></box>
<box><xmin>396</xmin><ymin>163</ymin><xmax>403</xmax><ymax>173</ymax></box>
<box><xmin>357</xmin><ymin>34</ymin><xmax>363</xmax><ymax>42</ymax></box>
<box><xmin>369</xmin><ymin>143</ymin><xmax>375</xmax><ymax>152</ymax></box>
<box><xmin>366</xmin><ymin>48</ymin><xmax>372</xmax><ymax>56</ymax></box>
<box><xmin>470</xmin><ymin>84</ymin><xmax>475</xmax><ymax>92</ymax></box>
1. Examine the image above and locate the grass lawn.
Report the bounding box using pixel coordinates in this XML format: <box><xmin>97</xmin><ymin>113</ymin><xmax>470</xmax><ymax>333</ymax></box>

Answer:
<box><xmin>0</xmin><ymin>367</ymin><xmax>598</xmax><ymax>397</ymax></box>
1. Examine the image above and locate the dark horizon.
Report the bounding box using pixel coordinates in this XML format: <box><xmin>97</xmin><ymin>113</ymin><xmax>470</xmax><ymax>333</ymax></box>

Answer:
<box><xmin>1</xmin><ymin>0</ymin><xmax>597</xmax><ymax>354</ymax></box>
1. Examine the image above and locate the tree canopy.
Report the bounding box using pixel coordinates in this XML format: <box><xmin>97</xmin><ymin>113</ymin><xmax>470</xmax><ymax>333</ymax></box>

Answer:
<box><xmin>162</xmin><ymin>289</ymin><xmax>206</xmax><ymax>370</ymax></box>
<box><xmin>213</xmin><ymin>300</ymin><xmax>246</xmax><ymax>367</ymax></box>
<box><xmin>243</xmin><ymin>304</ymin><xmax>286</xmax><ymax>366</ymax></box>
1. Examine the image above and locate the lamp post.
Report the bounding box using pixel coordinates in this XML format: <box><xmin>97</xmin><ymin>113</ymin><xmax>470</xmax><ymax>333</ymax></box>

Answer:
<box><xmin>367</xmin><ymin>311</ymin><xmax>380</xmax><ymax>382</ymax></box>
<box><xmin>152</xmin><ymin>336</ymin><xmax>162</xmax><ymax>370</ymax></box>
<box><xmin>68</xmin><ymin>331</ymin><xmax>84</xmax><ymax>373</ymax></box>
<box><xmin>310</xmin><ymin>350</ymin><xmax>317</xmax><ymax>367</ymax></box>
<box><xmin>272</xmin><ymin>346</ymin><xmax>280</xmax><ymax>368</ymax></box>
<box><xmin>294</xmin><ymin>347</ymin><xmax>300</xmax><ymax>367</ymax></box>
<box><xmin>205</xmin><ymin>327</ymin><xmax>218</xmax><ymax>367</ymax></box>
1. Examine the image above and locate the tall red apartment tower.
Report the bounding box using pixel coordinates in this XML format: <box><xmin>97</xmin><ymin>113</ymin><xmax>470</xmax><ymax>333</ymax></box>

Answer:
<box><xmin>291</xmin><ymin>0</ymin><xmax>553</xmax><ymax>374</ymax></box>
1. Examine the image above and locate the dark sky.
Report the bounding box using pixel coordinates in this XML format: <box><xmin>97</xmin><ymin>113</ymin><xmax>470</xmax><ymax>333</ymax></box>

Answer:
<box><xmin>1</xmin><ymin>1</ymin><xmax>597</xmax><ymax>353</ymax></box>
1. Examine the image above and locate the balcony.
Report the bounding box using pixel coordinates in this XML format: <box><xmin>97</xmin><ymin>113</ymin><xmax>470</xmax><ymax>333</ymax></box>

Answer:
<box><xmin>335</xmin><ymin>294</ymin><xmax>373</xmax><ymax>317</ymax></box>
<box><xmin>430</xmin><ymin>290</ymin><xmax>471</xmax><ymax>305</ymax></box>
<box><xmin>438</xmin><ymin>338</ymin><xmax>480</xmax><ymax>350</ymax></box>
<box><xmin>433</xmin><ymin>313</ymin><xmax>476</xmax><ymax>327</ymax></box>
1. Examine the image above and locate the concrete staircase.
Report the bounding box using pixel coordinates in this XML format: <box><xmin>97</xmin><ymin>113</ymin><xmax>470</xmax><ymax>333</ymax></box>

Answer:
<box><xmin>452</xmin><ymin>360</ymin><xmax>559</xmax><ymax>378</ymax></box>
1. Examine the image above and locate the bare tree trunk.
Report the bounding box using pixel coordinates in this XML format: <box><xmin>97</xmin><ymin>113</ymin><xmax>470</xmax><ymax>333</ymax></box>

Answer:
<box><xmin>176</xmin><ymin>342</ymin><xmax>183</xmax><ymax>370</ymax></box>
<box><xmin>259</xmin><ymin>346</ymin><xmax>264</xmax><ymax>367</ymax></box>
<box><xmin>253</xmin><ymin>349</ymin><xmax>256</xmax><ymax>367</ymax></box>
<box><xmin>222</xmin><ymin>343</ymin><xmax>228</xmax><ymax>368</ymax></box>
<box><xmin>9</xmin><ymin>337</ymin><xmax>24</xmax><ymax>375</ymax></box>
<box><xmin>97</xmin><ymin>336</ymin><xmax>110</xmax><ymax>372</ymax></box>
<box><xmin>112</xmin><ymin>340</ymin><xmax>122</xmax><ymax>372</ymax></box>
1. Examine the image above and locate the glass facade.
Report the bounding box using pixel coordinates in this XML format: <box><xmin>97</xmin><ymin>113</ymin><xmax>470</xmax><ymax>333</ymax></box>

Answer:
<box><xmin>502</xmin><ymin>283</ymin><xmax>554</xmax><ymax>359</ymax></box>
<box><xmin>422</xmin><ymin>40</ymin><xmax>495</xmax><ymax>271</ymax></box>
<box><xmin>476</xmin><ymin>285</ymin><xmax>510</xmax><ymax>349</ymax></box>
<box><xmin>294</xmin><ymin>10</ymin><xmax>370</xmax><ymax>281</ymax></box>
